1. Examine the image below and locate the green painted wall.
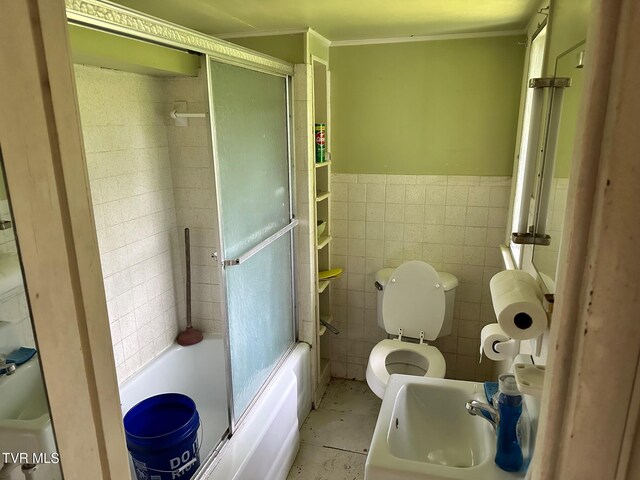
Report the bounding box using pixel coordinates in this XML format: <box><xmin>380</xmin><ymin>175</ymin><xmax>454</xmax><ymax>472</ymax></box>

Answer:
<box><xmin>228</xmin><ymin>33</ymin><xmax>305</xmax><ymax>64</ymax></box>
<box><xmin>545</xmin><ymin>0</ymin><xmax>591</xmax><ymax>178</ymax></box>
<box><xmin>68</xmin><ymin>25</ymin><xmax>200</xmax><ymax>76</ymax></box>
<box><xmin>553</xmin><ymin>44</ymin><xmax>585</xmax><ymax>179</ymax></box>
<box><xmin>330</xmin><ymin>36</ymin><xmax>526</xmax><ymax>175</ymax></box>
<box><xmin>546</xmin><ymin>0</ymin><xmax>591</xmax><ymax>75</ymax></box>
<box><xmin>227</xmin><ymin>31</ymin><xmax>327</xmax><ymax>65</ymax></box>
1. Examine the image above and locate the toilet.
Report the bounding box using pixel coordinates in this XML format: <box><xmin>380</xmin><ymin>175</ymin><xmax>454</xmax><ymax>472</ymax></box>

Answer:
<box><xmin>366</xmin><ymin>260</ymin><xmax>459</xmax><ymax>399</ymax></box>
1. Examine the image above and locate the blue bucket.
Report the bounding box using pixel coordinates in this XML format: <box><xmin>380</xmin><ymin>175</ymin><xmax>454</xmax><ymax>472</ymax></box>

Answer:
<box><xmin>124</xmin><ymin>393</ymin><xmax>201</xmax><ymax>480</ymax></box>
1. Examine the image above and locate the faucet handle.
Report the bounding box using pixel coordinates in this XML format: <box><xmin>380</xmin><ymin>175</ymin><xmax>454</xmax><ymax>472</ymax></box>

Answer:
<box><xmin>0</xmin><ymin>354</ymin><xmax>17</xmax><ymax>376</ymax></box>
<box><xmin>466</xmin><ymin>399</ymin><xmax>499</xmax><ymax>432</ymax></box>
<box><xmin>2</xmin><ymin>363</ymin><xmax>16</xmax><ymax>375</ymax></box>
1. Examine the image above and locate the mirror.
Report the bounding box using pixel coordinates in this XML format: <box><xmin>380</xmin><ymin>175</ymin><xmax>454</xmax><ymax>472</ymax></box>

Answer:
<box><xmin>0</xmin><ymin>154</ymin><xmax>62</xmax><ymax>478</ymax></box>
<box><xmin>533</xmin><ymin>42</ymin><xmax>586</xmax><ymax>292</ymax></box>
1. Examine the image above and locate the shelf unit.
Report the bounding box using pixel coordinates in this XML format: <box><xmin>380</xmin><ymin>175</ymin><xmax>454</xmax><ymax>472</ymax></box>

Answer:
<box><xmin>317</xmin><ymin>235</ymin><xmax>331</xmax><ymax>250</ymax></box>
<box><xmin>318</xmin><ymin>279</ymin><xmax>330</xmax><ymax>293</ymax></box>
<box><xmin>316</xmin><ymin>191</ymin><xmax>330</xmax><ymax>202</ymax></box>
<box><xmin>312</xmin><ymin>56</ymin><xmax>332</xmax><ymax>406</ymax></box>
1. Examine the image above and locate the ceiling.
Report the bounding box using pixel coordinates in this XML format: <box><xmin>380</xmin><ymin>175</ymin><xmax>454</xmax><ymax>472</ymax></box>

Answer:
<box><xmin>112</xmin><ymin>0</ymin><xmax>540</xmax><ymax>42</ymax></box>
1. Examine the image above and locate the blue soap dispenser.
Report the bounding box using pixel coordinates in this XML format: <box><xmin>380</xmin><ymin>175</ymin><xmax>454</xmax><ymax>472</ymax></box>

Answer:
<box><xmin>494</xmin><ymin>373</ymin><xmax>524</xmax><ymax>472</ymax></box>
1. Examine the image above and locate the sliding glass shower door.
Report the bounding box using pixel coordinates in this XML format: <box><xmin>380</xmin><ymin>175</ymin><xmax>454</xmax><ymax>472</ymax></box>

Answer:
<box><xmin>207</xmin><ymin>59</ymin><xmax>296</xmax><ymax>428</ymax></box>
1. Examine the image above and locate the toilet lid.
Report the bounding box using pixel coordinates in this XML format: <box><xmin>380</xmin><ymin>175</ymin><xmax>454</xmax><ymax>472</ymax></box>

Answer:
<box><xmin>382</xmin><ymin>261</ymin><xmax>445</xmax><ymax>340</ymax></box>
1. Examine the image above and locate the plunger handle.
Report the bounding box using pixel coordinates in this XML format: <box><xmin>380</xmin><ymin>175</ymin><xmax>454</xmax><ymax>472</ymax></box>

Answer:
<box><xmin>185</xmin><ymin>228</ymin><xmax>192</xmax><ymax>329</ymax></box>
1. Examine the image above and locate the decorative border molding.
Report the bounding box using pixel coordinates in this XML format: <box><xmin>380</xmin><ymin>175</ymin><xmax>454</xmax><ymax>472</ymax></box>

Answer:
<box><xmin>308</xmin><ymin>28</ymin><xmax>331</xmax><ymax>48</ymax></box>
<box><xmin>65</xmin><ymin>0</ymin><xmax>294</xmax><ymax>75</ymax></box>
<box><xmin>217</xmin><ymin>27</ymin><xmax>331</xmax><ymax>50</ymax></box>
<box><xmin>331</xmin><ymin>29</ymin><xmax>525</xmax><ymax>47</ymax></box>
<box><xmin>217</xmin><ymin>28</ymin><xmax>310</xmax><ymax>40</ymax></box>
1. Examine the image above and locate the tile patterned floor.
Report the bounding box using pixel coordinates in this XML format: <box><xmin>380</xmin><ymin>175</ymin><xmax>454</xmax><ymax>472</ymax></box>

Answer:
<box><xmin>287</xmin><ymin>379</ymin><xmax>382</xmax><ymax>480</ymax></box>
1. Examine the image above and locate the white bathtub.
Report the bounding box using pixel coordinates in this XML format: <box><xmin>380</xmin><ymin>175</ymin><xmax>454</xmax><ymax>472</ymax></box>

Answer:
<box><xmin>119</xmin><ymin>335</ymin><xmax>311</xmax><ymax>480</ymax></box>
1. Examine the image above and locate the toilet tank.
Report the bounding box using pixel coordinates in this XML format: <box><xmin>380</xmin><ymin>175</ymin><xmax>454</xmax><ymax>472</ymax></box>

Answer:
<box><xmin>374</xmin><ymin>267</ymin><xmax>458</xmax><ymax>338</ymax></box>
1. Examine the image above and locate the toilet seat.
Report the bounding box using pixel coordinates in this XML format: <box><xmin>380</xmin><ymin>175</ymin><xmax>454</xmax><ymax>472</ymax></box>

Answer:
<box><xmin>366</xmin><ymin>339</ymin><xmax>446</xmax><ymax>399</ymax></box>
<box><xmin>382</xmin><ymin>261</ymin><xmax>445</xmax><ymax>340</ymax></box>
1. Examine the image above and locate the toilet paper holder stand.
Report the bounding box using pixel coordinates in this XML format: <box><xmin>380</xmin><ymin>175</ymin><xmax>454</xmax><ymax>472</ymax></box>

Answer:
<box><xmin>495</xmin><ymin>329</ymin><xmax>545</xmax><ymax>358</ymax></box>
<box><xmin>528</xmin><ymin>333</ymin><xmax>544</xmax><ymax>357</ymax></box>
<box><xmin>489</xmin><ymin>334</ymin><xmax>544</xmax><ymax>359</ymax></box>
<box><xmin>490</xmin><ymin>337</ymin><xmax>520</xmax><ymax>358</ymax></box>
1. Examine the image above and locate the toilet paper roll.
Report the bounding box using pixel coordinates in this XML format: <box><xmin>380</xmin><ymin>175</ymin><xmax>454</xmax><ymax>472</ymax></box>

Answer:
<box><xmin>480</xmin><ymin>323</ymin><xmax>519</xmax><ymax>361</ymax></box>
<box><xmin>490</xmin><ymin>270</ymin><xmax>548</xmax><ymax>340</ymax></box>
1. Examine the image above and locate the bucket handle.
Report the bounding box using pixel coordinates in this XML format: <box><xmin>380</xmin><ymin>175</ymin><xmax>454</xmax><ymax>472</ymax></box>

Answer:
<box><xmin>131</xmin><ymin>422</ymin><xmax>204</xmax><ymax>476</ymax></box>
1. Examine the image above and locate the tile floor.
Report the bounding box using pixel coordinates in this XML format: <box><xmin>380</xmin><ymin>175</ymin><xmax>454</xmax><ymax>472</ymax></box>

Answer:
<box><xmin>287</xmin><ymin>378</ymin><xmax>382</xmax><ymax>480</ymax></box>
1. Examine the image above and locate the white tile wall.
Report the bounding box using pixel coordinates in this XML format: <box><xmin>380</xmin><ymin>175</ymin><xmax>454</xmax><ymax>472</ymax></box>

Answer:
<box><xmin>0</xmin><ymin>202</ymin><xmax>61</xmax><ymax>479</ymax></box>
<box><xmin>0</xmin><ymin>293</ymin><xmax>32</xmax><ymax>348</ymax></box>
<box><xmin>165</xmin><ymin>73</ymin><xmax>224</xmax><ymax>335</ymax></box>
<box><xmin>0</xmin><ymin>202</ymin><xmax>35</xmax><ymax>353</ymax></box>
<box><xmin>0</xmin><ymin>200</ymin><xmax>16</xmax><ymax>254</ymax></box>
<box><xmin>0</xmin><ymin>199</ymin><xmax>33</xmax><ymax>347</ymax></box>
<box><xmin>76</xmin><ymin>65</ymin><xmax>181</xmax><ymax>383</ymax></box>
<box><xmin>329</xmin><ymin>173</ymin><xmax>512</xmax><ymax>382</ymax></box>
<box><xmin>76</xmin><ymin>65</ymin><xmax>225</xmax><ymax>384</ymax></box>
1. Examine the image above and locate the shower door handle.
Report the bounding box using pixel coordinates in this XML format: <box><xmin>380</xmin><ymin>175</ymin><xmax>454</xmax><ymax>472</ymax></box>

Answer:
<box><xmin>222</xmin><ymin>220</ymin><xmax>299</xmax><ymax>267</ymax></box>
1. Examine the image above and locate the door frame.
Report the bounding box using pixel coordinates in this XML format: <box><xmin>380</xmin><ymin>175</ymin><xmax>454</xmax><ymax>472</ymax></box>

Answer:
<box><xmin>0</xmin><ymin>1</ymin><xmax>130</xmax><ymax>477</ymax></box>
<box><xmin>532</xmin><ymin>0</ymin><xmax>640</xmax><ymax>477</ymax></box>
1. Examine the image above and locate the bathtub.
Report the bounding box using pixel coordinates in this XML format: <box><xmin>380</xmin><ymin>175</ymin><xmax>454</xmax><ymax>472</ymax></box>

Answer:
<box><xmin>119</xmin><ymin>335</ymin><xmax>311</xmax><ymax>480</ymax></box>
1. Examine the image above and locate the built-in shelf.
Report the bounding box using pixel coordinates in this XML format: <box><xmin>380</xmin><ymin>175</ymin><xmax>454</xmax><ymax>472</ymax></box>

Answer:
<box><xmin>316</xmin><ymin>235</ymin><xmax>332</xmax><ymax>250</ymax></box>
<box><xmin>315</xmin><ymin>191</ymin><xmax>330</xmax><ymax>202</ymax></box>
<box><xmin>312</xmin><ymin>57</ymin><xmax>332</xmax><ymax>409</ymax></box>
<box><xmin>318</xmin><ymin>279</ymin><xmax>330</xmax><ymax>293</ymax></box>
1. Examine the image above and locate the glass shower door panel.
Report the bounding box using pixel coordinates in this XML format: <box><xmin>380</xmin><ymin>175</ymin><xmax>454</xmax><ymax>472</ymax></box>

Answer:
<box><xmin>208</xmin><ymin>59</ymin><xmax>295</xmax><ymax>425</ymax></box>
<box><xmin>225</xmin><ymin>232</ymin><xmax>294</xmax><ymax>418</ymax></box>
<box><xmin>209</xmin><ymin>61</ymin><xmax>290</xmax><ymax>260</ymax></box>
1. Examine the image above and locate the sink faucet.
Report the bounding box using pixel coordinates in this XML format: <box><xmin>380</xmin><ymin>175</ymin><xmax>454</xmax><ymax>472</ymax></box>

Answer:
<box><xmin>0</xmin><ymin>354</ymin><xmax>16</xmax><ymax>376</ymax></box>
<box><xmin>465</xmin><ymin>399</ymin><xmax>499</xmax><ymax>432</ymax></box>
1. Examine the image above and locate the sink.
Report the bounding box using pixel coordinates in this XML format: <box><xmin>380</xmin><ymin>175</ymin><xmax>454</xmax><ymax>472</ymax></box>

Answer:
<box><xmin>365</xmin><ymin>375</ymin><xmax>525</xmax><ymax>480</ymax></box>
<box><xmin>388</xmin><ymin>380</ymin><xmax>489</xmax><ymax>467</ymax></box>
<box><xmin>0</xmin><ymin>355</ymin><xmax>56</xmax><ymax>455</ymax></box>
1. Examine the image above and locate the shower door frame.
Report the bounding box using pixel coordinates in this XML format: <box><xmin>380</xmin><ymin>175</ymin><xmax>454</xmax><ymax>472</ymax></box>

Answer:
<box><xmin>65</xmin><ymin>0</ymin><xmax>299</xmax><ymax>473</ymax></box>
<box><xmin>205</xmin><ymin>56</ymin><xmax>298</xmax><ymax>434</ymax></box>
<box><xmin>65</xmin><ymin>1</ymin><xmax>293</xmax><ymax>77</ymax></box>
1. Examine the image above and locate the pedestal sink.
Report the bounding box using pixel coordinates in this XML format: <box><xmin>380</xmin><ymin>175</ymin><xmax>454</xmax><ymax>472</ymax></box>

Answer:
<box><xmin>0</xmin><ymin>355</ymin><xmax>56</xmax><ymax>456</ymax></box>
<box><xmin>365</xmin><ymin>375</ymin><xmax>526</xmax><ymax>480</ymax></box>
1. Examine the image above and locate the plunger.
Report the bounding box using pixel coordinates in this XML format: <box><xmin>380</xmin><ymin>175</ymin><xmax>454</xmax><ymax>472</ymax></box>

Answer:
<box><xmin>177</xmin><ymin>227</ymin><xmax>203</xmax><ymax>346</ymax></box>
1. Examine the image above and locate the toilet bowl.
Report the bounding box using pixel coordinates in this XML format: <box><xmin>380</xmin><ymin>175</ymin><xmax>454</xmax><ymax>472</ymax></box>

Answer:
<box><xmin>365</xmin><ymin>261</ymin><xmax>458</xmax><ymax>399</ymax></box>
